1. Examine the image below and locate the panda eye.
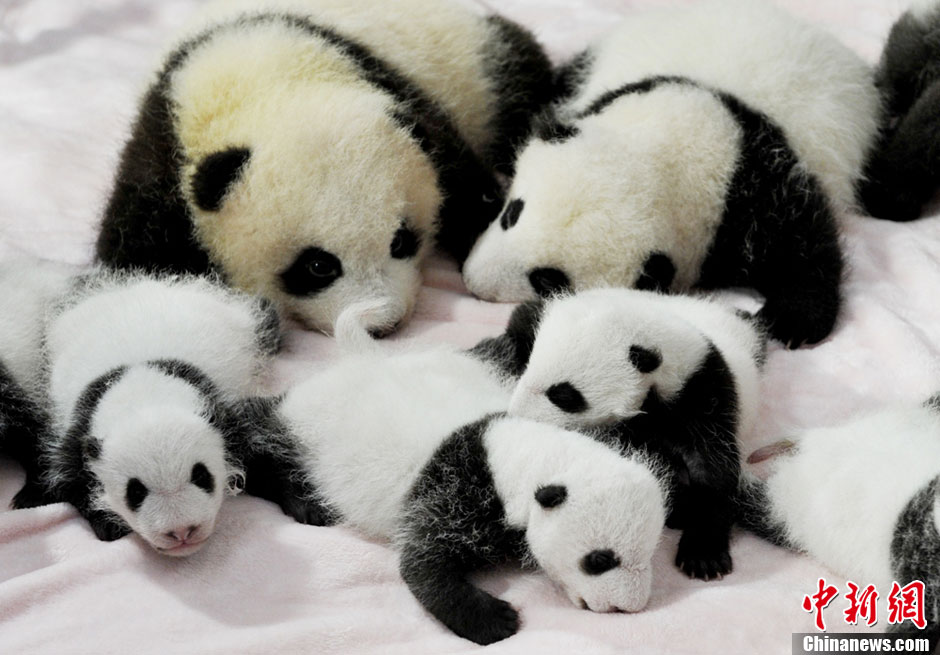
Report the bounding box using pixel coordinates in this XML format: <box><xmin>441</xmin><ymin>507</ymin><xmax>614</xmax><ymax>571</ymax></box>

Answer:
<box><xmin>390</xmin><ymin>224</ymin><xmax>420</xmax><ymax>259</ymax></box>
<box><xmin>499</xmin><ymin>199</ymin><xmax>524</xmax><ymax>230</ymax></box>
<box><xmin>629</xmin><ymin>345</ymin><xmax>662</xmax><ymax>373</ymax></box>
<box><xmin>126</xmin><ymin>478</ymin><xmax>149</xmax><ymax>512</ymax></box>
<box><xmin>528</xmin><ymin>267</ymin><xmax>571</xmax><ymax>298</ymax></box>
<box><xmin>535</xmin><ymin>484</ymin><xmax>567</xmax><ymax>508</ymax></box>
<box><xmin>190</xmin><ymin>462</ymin><xmax>215</xmax><ymax>494</ymax></box>
<box><xmin>280</xmin><ymin>247</ymin><xmax>343</xmax><ymax>296</ymax></box>
<box><xmin>580</xmin><ymin>549</ymin><xmax>621</xmax><ymax>576</ymax></box>
<box><xmin>546</xmin><ymin>382</ymin><xmax>588</xmax><ymax>413</ymax></box>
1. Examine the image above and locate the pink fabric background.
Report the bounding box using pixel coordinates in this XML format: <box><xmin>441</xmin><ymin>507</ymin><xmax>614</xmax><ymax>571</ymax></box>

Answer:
<box><xmin>1</xmin><ymin>1</ymin><xmax>939</xmax><ymax>652</ymax></box>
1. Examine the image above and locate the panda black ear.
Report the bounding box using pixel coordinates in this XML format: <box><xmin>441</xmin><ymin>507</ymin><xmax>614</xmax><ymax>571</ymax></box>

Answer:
<box><xmin>192</xmin><ymin>147</ymin><xmax>251</xmax><ymax>211</ymax></box>
<box><xmin>535</xmin><ymin>484</ymin><xmax>568</xmax><ymax>508</ymax></box>
<box><xmin>629</xmin><ymin>345</ymin><xmax>661</xmax><ymax>373</ymax></box>
<box><xmin>83</xmin><ymin>437</ymin><xmax>102</xmax><ymax>460</ymax></box>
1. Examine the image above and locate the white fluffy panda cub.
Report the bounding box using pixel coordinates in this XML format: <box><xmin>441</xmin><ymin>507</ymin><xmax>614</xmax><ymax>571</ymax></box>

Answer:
<box><xmin>97</xmin><ymin>0</ymin><xmax>554</xmax><ymax>336</ymax></box>
<box><xmin>239</xmin><ymin>334</ymin><xmax>670</xmax><ymax>645</ymax></box>
<box><xmin>38</xmin><ymin>271</ymin><xmax>280</xmax><ymax>556</ymax></box>
<box><xmin>463</xmin><ymin>0</ymin><xmax>882</xmax><ymax>347</ymax></box>
<box><xmin>0</xmin><ymin>258</ymin><xmax>78</xmax><ymax>508</ymax></box>
<box><xmin>741</xmin><ymin>395</ymin><xmax>940</xmax><ymax>650</ymax></box>
<box><xmin>496</xmin><ymin>288</ymin><xmax>765</xmax><ymax>581</ymax></box>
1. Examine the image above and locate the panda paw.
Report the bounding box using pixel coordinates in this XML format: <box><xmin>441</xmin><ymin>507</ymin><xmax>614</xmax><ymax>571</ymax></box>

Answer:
<box><xmin>448</xmin><ymin>594</ymin><xmax>520</xmax><ymax>645</ymax></box>
<box><xmin>757</xmin><ymin>295</ymin><xmax>837</xmax><ymax>349</ymax></box>
<box><xmin>280</xmin><ymin>497</ymin><xmax>334</xmax><ymax>527</ymax></box>
<box><xmin>10</xmin><ymin>478</ymin><xmax>52</xmax><ymax>509</ymax></box>
<box><xmin>675</xmin><ymin>533</ymin><xmax>733</xmax><ymax>581</ymax></box>
<box><xmin>89</xmin><ymin>515</ymin><xmax>132</xmax><ymax>542</ymax></box>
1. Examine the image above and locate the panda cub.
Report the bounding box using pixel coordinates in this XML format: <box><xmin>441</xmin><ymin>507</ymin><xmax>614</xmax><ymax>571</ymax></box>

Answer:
<box><xmin>479</xmin><ymin>288</ymin><xmax>765</xmax><ymax>581</ymax></box>
<box><xmin>0</xmin><ymin>258</ymin><xmax>77</xmax><ymax>508</ymax></box>
<box><xmin>35</xmin><ymin>271</ymin><xmax>280</xmax><ymax>556</ymax></box>
<box><xmin>463</xmin><ymin>0</ymin><xmax>882</xmax><ymax>347</ymax></box>
<box><xmin>97</xmin><ymin>0</ymin><xmax>554</xmax><ymax>336</ymax></box>
<box><xmin>861</xmin><ymin>0</ymin><xmax>940</xmax><ymax>221</ymax></box>
<box><xmin>237</xmin><ymin>327</ymin><xmax>670</xmax><ymax>645</ymax></box>
<box><xmin>740</xmin><ymin>396</ymin><xmax>940</xmax><ymax>650</ymax></box>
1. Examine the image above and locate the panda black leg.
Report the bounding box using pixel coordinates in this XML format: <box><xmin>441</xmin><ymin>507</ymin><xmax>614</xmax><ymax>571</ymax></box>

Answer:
<box><xmin>242</xmin><ymin>453</ymin><xmax>335</xmax><ymax>527</ymax></box>
<box><xmin>10</xmin><ymin>471</ymin><xmax>54</xmax><ymax>510</ymax></box>
<box><xmin>674</xmin><ymin>484</ymin><xmax>734</xmax><ymax>580</ymax></box>
<box><xmin>400</xmin><ymin>550</ymin><xmax>520</xmax><ymax>645</ymax></box>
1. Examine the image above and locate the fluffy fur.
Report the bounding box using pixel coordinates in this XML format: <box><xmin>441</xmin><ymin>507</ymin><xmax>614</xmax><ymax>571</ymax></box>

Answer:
<box><xmin>33</xmin><ymin>270</ymin><xmax>280</xmax><ymax>555</ymax></box>
<box><xmin>238</xmin><ymin>326</ymin><xmax>669</xmax><ymax>644</ymax></box>
<box><xmin>861</xmin><ymin>0</ymin><xmax>940</xmax><ymax>221</ymax></box>
<box><xmin>480</xmin><ymin>288</ymin><xmax>765</xmax><ymax>580</ymax></box>
<box><xmin>97</xmin><ymin>0</ymin><xmax>553</xmax><ymax>335</ymax></box>
<box><xmin>740</xmin><ymin>397</ymin><xmax>940</xmax><ymax>650</ymax></box>
<box><xmin>463</xmin><ymin>0</ymin><xmax>881</xmax><ymax>347</ymax></box>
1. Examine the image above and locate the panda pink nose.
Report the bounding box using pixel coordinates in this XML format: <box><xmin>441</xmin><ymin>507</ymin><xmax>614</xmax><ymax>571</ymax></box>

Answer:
<box><xmin>166</xmin><ymin>525</ymin><xmax>199</xmax><ymax>543</ymax></box>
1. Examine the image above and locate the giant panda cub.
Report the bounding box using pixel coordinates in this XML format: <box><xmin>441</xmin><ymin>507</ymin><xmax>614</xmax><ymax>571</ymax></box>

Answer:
<box><xmin>479</xmin><ymin>288</ymin><xmax>765</xmax><ymax>581</ymax></box>
<box><xmin>0</xmin><ymin>258</ymin><xmax>78</xmax><ymax>508</ymax></box>
<box><xmin>234</xmin><ymin>323</ymin><xmax>670</xmax><ymax>645</ymax></box>
<box><xmin>740</xmin><ymin>396</ymin><xmax>940</xmax><ymax>650</ymax></box>
<box><xmin>33</xmin><ymin>271</ymin><xmax>281</xmax><ymax>556</ymax></box>
<box><xmin>97</xmin><ymin>0</ymin><xmax>554</xmax><ymax>336</ymax></box>
<box><xmin>463</xmin><ymin>0</ymin><xmax>882</xmax><ymax>347</ymax></box>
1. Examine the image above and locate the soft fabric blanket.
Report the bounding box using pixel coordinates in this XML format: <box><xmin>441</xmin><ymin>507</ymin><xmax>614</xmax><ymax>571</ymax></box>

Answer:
<box><xmin>1</xmin><ymin>1</ymin><xmax>938</xmax><ymax>653</ymax></box>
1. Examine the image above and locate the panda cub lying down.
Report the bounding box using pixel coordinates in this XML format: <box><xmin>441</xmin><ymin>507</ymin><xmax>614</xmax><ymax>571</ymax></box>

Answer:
<box><xmin>475</xmin><ymin>288</ymin><xmax>765</xmax><ymax>581</ymax></box>
<box><xmin>463</xmin><ymin>0</ymin><xmax>881</xmax><ymax>347</ymax></box>
<box><xmin>232</xmin><ymin>324</ymin><xmax>672</xmax><ymax>645</ymax></box>
<box><xmin>21</xmin><ymin>270</ymin><xmax>281</xmax><ymax>556</ymax></box>
<box><xmin>740</xmin><ymin>395</ymin><xmax>940</xmax><ymax>651</ymax></box>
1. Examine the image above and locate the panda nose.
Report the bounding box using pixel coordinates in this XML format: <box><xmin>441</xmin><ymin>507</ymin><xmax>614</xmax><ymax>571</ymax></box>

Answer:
<box><xmin>166</xmin><ymin>525</ymin><xmax>199</xmax><ymax>543</ymax></box>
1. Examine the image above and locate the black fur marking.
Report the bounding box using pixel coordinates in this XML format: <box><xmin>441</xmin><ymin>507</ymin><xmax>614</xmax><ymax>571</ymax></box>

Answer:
<box><xmin>147</xmin><ymin>359</ymin><xmax>222</xmax><ymax>421</ymax></box>
<box><xmin>733</xmin><ymin>475</ymin><xmax>792</xmax><ymax>548</ymax></box>
<box><xmin>889</xmin><ymin>475</ymin><xmax>940</xmax><ymax>650</ymax></box>
<box><xmin>553</xmin><ymin>50</ymin><xmax>594</xmax><ymax>104</ymax></box>
<box><xmin>580</xmin><ymin>549</ymin><xmax>620</xmax><ymax>576</ymax></box>
<box><xmin>613</xmin><ymin>345</ymin><xmax>740</xmax><ymax>580</ymax></box>
<box><xmin>254</xmin><ymin>296</ymin><xmax>283</xmax><ymax>356</ymax></box>
<box><xmin>499</xmin><ymin>199</ymin><xmax>524</xmax><ymax>231</ymax></box>
<box><xmin>83</xmin><ymin>438</ymin><xmax>102</xmax><ymax>461</ymax></box>
<box><xmin>390</xmin><ymin>224</ymin><xmax>420</xmax><ymax>260</ymax></box>
<box><xmin>577</xmin><ymin>75</ymin><xmax>692</xmax><ymax>119</ymax></box>
<box><xmin>528</xmin><ymin>267</ymin><xmax>571</xmax><ymax>298</ymax></box>
<box><xmin>191</xmin><ymin>148</ymin><xmax>251</xmax><ymax>212</ymax></box>
<box><xmin>635</xmin><ymin>252</ymin><xmax>676</xmax><ymax>292</ymax></box>
<box><xmin>926</xmin><ymin>393</ymin><xmax>940</xmax><ymax>413</ymax></box>
<box><xmin>535</xmin><ymin>484</ymin><xmax>568</xmax><ymax>509</ymax></box>
<box><xmin>468</xmin><ymin>299</ymin><xmax>545</xmax><ymax>378</ymax></box>
<box><xmin>126</xmin><ymin>478</ymin><xmax>149</xmax><ymax>512</ymax></box>
<box><xmin>190</xmin><ymin>462</ymin><xmax>215</xmax><ymax>494</ymax></box>
<box><xmin>221</xmin><ymin>396</ymin><xmax>337</xmax><ymax>526</ymax></box>
<box><xmin>98</xmin><ymin>13</ymin><xmax>505</xmax><ymax>274</ymax></box>
<box><xmin>399</xmin><ymin>415</ymin><xmax>527</xmax><ymax>645</ymax></box>
<box><xmin>279</xmin><ymin>247</ymin><xmax>343</xmax><ymax>297</ymax></box>
<box><xmin>629</xmin><ymin>345</ymin><xmax>662</xmax><ymax>374</ymax></box>
<box><xmin>0</xmin><ymin>361</ymin><xmax>57</xmax><ymax>509</ymax></box>
<box><xmin>532</xmin><ymin>110</ymin><xmax>580</xmax><ymax>144</ymax></box>
<box><xmin>479</xmin><ymin>15</ymin><xmax>556</xmax><ymax>175</ymax></box>
<box><xmin>546</xmin><ymin>382</ymin><xmax>588</xmax><ymax>414</ymax></box>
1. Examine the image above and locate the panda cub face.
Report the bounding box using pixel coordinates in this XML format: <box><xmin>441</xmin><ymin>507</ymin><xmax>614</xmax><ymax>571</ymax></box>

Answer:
<box><xmin>182</xmin><ymin>90</ymin><xmax>441</xmax><ymax>336</ymax></box>
<box><xmin>90</xmin><ymin>407</ymin><xmax>229</xmax><ymax>556</ymax></box>
<box><xmin>525</xmin><ymin>461</ymin><xmax>666</xmax><ymax>613</ymax></box>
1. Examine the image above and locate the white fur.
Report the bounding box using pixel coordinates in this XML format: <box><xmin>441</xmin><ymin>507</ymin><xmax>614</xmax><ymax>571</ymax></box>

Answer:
<box><xmin>763</xmin><ymin>404</ymin><xmax>940</xmax><ymax>589</ymax></box>
<box><xmin>463</xmin><ymin>0</ymin><xmax>880</xmax><ymax>302</ymax></box>
<box><xmin>485</xmin><ymin>416</ymin><xmax>667</xmax><ymax>613</ymax></box>
<box><xmin>509</xmin><ymin>288</ymin><xmax>762</xmax><ymax>443</ymax></box>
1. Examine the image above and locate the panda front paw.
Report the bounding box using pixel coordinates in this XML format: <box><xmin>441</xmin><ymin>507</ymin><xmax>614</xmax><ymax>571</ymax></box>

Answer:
<box><xmin>10</xmin><ymin>477</ymin><xmax>53</xmax><ymax>509</ymax></box>
<box><xmin>447</xmin><ymin>594</ymin><xmax>520</xmax><ymax>646</ymax></box>
<box><xmin>88</xmin><ymin>514</ymin><xmax>132</xmax><ymax>542</ymax></box>
<box><xmin>675</xmin><ymin>531</ymin><xmax>733</xmax><ymax>581</ymax></box>
<box><xmin>280</xmin><ymin>496</ymin><xmax>334</xmax><ymax>527</ymax></box>
<box><xmin>757</xmin><ymin>294</ymin><xmax>838</xmax><ymax>349</ymax></box>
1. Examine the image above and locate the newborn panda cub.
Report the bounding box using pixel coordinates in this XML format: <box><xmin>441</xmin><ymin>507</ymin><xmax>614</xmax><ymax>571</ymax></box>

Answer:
<box><xmin>0</xmin><ymin>258</ymin><xmax>78</xmax><ymax>508</ymax></box>
<box><xmin>464</xmin><ymin>0</ymin><xmax>881</xmax><ymax>347</ymax></box>
<box><xmin>740</xmin><ymin>395</ymin><xmax>940</xmax><ymax>650</ymax></box>
<box><xmin>38</xmin><ymin>271</ymin><xmax>280</xmax><ymax>555</ymax></box>
<box><xmin>241</xmin><ymin>336</ymin><xmax>669</xmax><ymax>645</ymax></box>
<box><xmin>496</xmin><ymin>288</ymin><xmax>765</xmax><ymax>580</ymax></box>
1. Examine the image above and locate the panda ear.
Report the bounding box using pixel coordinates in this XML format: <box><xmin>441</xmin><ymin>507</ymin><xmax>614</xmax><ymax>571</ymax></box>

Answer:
<box><xmin>192</xmin><ymin>147</ymin><xmax>251</xmax><ymax>211</ymax></box>
<box><xmin>535</xmin><ymin>484</ymin><xmax>568</xmax><ymax>508</ymax></box>
<box><xmin>629</xmin><ymin>345</ymin><xmax>661</xmax><ymax>373</ymax></box>
<box><xmin>83</xmin><ymin>437</ymin><xmax>102</xmax><ymax>460</ymax></box>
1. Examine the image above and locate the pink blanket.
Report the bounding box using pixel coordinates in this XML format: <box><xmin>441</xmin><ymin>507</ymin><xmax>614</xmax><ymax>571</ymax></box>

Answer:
<box><xmin>1</xmin><ymin>1</ymin><xmax>938</xmax><ymax>652</ymax></box>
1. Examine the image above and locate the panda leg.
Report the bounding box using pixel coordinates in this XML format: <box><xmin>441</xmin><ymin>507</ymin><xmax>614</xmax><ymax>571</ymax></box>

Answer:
<box><xmin>242</xmin><ymin>452</ymin><xmax>336</xmax><ymax>527</ymax></box>
<box><xmin>10</xmin><ymin>469</ymin><xmax>54</xmax><ymax>509</ymax></box>
<box><xmin>861</xmin><ymin>79</ymin><xmax>940</xmax><ymax>222</ymax></box>
<box><xmin>674</xmin><ymin>483</ymin><xmax>735</xmax><ymax>580</ymax></box>
<box><xmin>400</xmin><ymin>548</ymin><xmax>520</xmax><ymax>645</ymax></box>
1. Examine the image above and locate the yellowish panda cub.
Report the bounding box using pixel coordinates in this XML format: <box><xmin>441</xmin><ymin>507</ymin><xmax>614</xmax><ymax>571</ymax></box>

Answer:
<box><xmin>98</xmin><ymin>0</ymin><xmax>553</xmax><ymax>336</ymax></box>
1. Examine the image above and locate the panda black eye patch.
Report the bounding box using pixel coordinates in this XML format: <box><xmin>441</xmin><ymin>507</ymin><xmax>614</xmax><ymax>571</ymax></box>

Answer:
<box><xmin>280</xmin><ymin>247</ymin><xmax>343</xmax><ymax>296</ymax></box>
<box><xmin>528</xmin><ymin>267</ymin><xmax>571</xmax><ymax>298</ymax></box>
<box><xmin>499</xmin><ymin>199</ymin><xmax>524</xmax><ymax>230</ymax></box>
<box><xmin>390</xmin><ymin>223</ymin><xmax>420</xmax><ymax>259</ymax></box>
<box><xmin>535</xmin><ymin>484</ymin><xmax>567</xmax><ymax>508</ymax></box>
<box><xmin>629</xmin><ymin>345</ymin><xmax>662</xmax><ymax>373</ymax></box>
<box><xmin>190</xmin><ymin>462</ymin><xmax>215</xmax><ymax>494</ymax></box>
<box><xmin>126</xmin><ymin>478</ymin><xmax>149</xmax><ymax>512</ymax></box>
<box><xmin>546</xmin><ymin>382</ymin><xmax>588</xmax><ymax>413</ymax></box>
<box><xmin>580</xmin><ymin>549</ymin><xmax>621</xmax><ymax>576</ymax></box>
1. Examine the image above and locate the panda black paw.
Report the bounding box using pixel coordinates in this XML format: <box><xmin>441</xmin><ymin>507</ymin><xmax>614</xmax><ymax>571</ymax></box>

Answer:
<box><xmin>89</xmin><ymin>515</ymin><xmax>132</xmax><ymax>542</ymax></box>
<box><xmin>447</xmin><ymin>594</ymin><xmax>520</xmax><ymax>645</ymax></box>
<box><xmin>10</xmin><ymin>478</ymin><xmax>52</xmax><ymax>509</ymax></box>
<box><xmin>675</xmin><ymin>533</ymin><xmax>733</xmax><ymax>581</ymax></box>
<box><xmin>757</xmin><ymin>295</ymin><xmax>837</xmax><ymax>349</ymax></box>
<box><xmin>279</xmin><ymin>497</ymin><xmax>334</xmax><ymax>527</ymax></box>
